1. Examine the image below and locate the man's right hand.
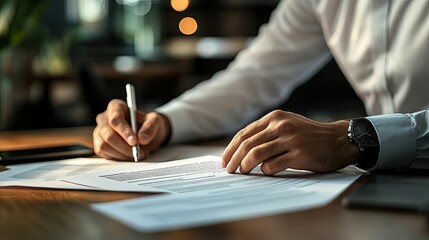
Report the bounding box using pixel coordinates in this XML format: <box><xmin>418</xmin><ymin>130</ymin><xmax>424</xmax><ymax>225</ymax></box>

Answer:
<box><xmin>93</xmin><ymin>99</ymin><xmax>171</xmax><ymax>161</ymax></box>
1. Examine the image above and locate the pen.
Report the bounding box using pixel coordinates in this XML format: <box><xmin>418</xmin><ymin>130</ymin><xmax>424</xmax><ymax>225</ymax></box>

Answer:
<box><xmin>126</xmin><ymin>83</ymin><xmax>139</xmax><ymax>162</ymax></box>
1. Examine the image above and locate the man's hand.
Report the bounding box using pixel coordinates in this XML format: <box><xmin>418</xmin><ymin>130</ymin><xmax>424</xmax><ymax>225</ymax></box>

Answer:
<box><xmin>222</xmin><ymin>110</ymin><xmax>360</xmax><ymax>175</ymax></box>
<box><xmin>93</xmin><ymin>99</ymin><xmax>171</xmax><ymax>161</ymax></box>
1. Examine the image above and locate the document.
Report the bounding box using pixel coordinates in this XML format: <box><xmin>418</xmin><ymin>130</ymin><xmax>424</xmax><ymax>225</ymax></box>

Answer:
<box><xmin>90</xmin><ymin>156</ymin><xmax>359</xmax><ymax>232</ymax></box>
<box><xmin>64</xmin><ymin>156</ymin><xmax>359</xmax><ymax>194</ymax></box>
<box><xmin>0</xmin><ymin>145</ymin><xmax>224</xmax><ymax>190</ymax></box>
<box><xmin>0</xmin><ymin>158</ymin><xmax>134</xmax><ymax>189</ymax></box>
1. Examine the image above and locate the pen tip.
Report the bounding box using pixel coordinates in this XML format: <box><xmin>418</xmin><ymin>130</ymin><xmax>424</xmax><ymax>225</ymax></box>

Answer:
<box><xmin>132</xmin><ymin>147</ymin><xmax>139</xmax><ymax>162</ymax></box>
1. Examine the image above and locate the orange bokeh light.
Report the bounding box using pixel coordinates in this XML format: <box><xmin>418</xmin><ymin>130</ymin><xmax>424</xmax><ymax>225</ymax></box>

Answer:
<box><xmin>171</xmin><ymin>0</ymin><xmax>189</xmax><ymax>12</ymax></box>
<box><xmin>179</xmin><ymin>17</ymin><xmax>198</xmax><ymax>35</ymax></box>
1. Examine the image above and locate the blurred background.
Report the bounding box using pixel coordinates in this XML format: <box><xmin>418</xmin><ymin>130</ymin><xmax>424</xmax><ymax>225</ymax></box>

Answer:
<box><xmin>0</xmin><ymin>0</ymin><xmax>365</xmax><ymax>131</ymax></box>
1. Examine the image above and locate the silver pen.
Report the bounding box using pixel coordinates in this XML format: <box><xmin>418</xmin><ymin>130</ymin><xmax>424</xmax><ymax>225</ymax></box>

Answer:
<box><xmin>126</xmin><ymin>84</ymin><xmax>139</xmax><ymax>162</ymax></box>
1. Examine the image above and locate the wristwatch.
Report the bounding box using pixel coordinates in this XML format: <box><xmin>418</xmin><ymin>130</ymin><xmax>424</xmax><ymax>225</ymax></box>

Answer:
<box><xmin>347</xmin><ymin>118</ymin><xmax>380</xmax><ymax>169</ymax></box>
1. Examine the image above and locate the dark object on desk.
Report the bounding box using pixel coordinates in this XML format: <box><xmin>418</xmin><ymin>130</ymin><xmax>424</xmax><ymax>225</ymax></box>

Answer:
<box><xmin>342</xmin><ymin>172</ymin><xmax>429</xmax><ymax>212</ymax></box>
<box><xmin>0</xmin><ymin>144</ymin><xmax>94</xmax><ymax>165</ymax></box>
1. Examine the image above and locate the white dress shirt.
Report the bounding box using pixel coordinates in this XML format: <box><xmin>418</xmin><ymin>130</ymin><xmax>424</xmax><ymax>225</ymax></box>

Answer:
<box><xmin>157</xmin><ymin>0</ymin><xmax>429</xmax><ymax>170</ymax></box>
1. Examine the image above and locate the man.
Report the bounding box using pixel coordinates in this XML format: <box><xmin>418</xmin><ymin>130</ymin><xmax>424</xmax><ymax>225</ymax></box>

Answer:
<box><xmin>93</xmin><ymin>0</ymin><xmax>429</xmax><ymax>175</ymax></box>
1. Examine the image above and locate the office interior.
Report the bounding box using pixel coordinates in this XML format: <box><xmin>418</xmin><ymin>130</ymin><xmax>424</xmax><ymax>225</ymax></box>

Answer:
<box><xmin>0</xmin><ymin>0</ymin><xmax>366</xmax><ymax>131</ymax></box>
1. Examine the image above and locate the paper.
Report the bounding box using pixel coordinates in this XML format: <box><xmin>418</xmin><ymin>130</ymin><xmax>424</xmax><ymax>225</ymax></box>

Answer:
<box><xmin>63</xmin><ymin>156</ymin><xmax>359</xmax><ymax>194</ymax></box>
<box><xmin>90</xmin><ymin>157</ymin><xmax>359</xmax><ymax>232</ymax></box>
<box><xmin>0</xmin><ymin>144</ymin><xmax>360</xmax><ymax>232</ymax></box>
<box><xmin>0</xmin><ymin>145</ymin><xmax>224</xmax><ymax>190</ymax></box>
<box><xmin>0</xmin><ymin>158</ymin><xmax>134</xmax><ymax>189</ymax></box>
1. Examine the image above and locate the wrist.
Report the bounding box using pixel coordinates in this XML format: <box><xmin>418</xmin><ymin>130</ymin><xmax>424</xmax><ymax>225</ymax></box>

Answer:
<box><xmin>336</xmin><ymin>120</ymin><xmax>363</xmax><ymax>166</ymax></box>
<box><xmin>347</xmin><ymin>117</ymin><xmax>380</xmax><ymax>169</ymax></box>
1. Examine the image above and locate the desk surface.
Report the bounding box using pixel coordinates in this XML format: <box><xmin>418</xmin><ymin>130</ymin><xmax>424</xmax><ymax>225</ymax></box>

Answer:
<box><xmin>0</xmin><ymin>127</ymin><xmax>427</xmax><ymax>240</ymax></box>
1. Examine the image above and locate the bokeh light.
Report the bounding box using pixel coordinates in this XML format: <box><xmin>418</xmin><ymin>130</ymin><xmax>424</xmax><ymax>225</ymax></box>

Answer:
<box><xmin>171</xmin><ymin>0</ymin><xmax>189</xmax><ymax>12</ymax></box>
<box><xmin>113</xmin><ymin>56</ymin><xmax>139</xmax><ymax>73</ymax></box>
<box><xmin>179</xmin><ymin>17</ymin><xmax>197</xmax><ymax>35</ymax></box>
<box><xmin>116</xmin><ymin>0</ymin><xmax>141</xmax><ymax>6</ymax></box>
<box><xmin>77</xmin><ymin>0</ymin><xmax>107</xmax><ymax>23</ymax></box>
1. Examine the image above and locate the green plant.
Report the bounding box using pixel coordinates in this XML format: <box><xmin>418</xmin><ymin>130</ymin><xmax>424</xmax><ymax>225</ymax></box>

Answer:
<box><xmin>0</xmin><ymin>0</ymin><xmax>50</xmax><ymax>50</ymax></box>
<box><xmin>1</xmin><ymin>0</ymin><xmax>75</xmax><ymax>76</ymax></box>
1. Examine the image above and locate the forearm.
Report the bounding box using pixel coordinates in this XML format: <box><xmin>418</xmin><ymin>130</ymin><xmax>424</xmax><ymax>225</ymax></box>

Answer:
<box><xmin>156</xmin><ymin>0</ymin><xmax>331</xmax><ymax>143</ymax></box>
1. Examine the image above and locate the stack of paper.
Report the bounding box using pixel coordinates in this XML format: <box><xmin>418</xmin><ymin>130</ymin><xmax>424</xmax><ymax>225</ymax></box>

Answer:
<box><xmin>0</xmin><ymin>145</ymin><xmax>359</xmax><ymax>232</ymax></box>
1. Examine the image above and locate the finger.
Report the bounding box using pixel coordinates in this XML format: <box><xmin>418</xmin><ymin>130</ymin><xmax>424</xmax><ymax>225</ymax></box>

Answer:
<box><xmin>138</xmin><ymin>146</ymin><xmax>150</xmax><ymax>160</ymax></box>
<box><xmin>260</xmin><ymin>152</ymin><xmax>293</xmax><ymax>176</ymax></box>
<box><xmin>239</xmin><ymin>139</ymin><xmax>286</xmax><ymax>174</ymax></box>
<box><xmin>138</xmin><ymin>112</ymin><xmax>160</xmax><ymax>145</ymax></box>
<box><xmin>106</xmin><ymin>100</ymin><xmax>136</xmax><ymax>146</ymax></box>
<box><xmin>222</xmin><ymin>119</ymin><xmax>268</xmax><ymax>167</ymax></box>
<box><xmin>93</xmin><ymin>129</ymin><xmax>131</xmax><ymax>160</ymax></box>
<box><xmin>225</xmin><ymin>128</ymin><xmax>277</xmax><ymax>174</ymax></box>
<box><xmin>98</xmin><ymin>145</ymin><xmax>130</xmax><ymax>161</ymax></box>
<box><xmin>98</xmin><ymin>124</ymin><xmax>134</xmax><ymax>158</ymax></box>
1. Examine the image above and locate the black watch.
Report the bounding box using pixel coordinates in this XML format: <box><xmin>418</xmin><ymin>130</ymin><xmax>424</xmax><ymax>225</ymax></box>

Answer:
<box><xmin>347</xmin><ymin>118</ymin><xmax>380</xmax><ymax>169</ymax></box>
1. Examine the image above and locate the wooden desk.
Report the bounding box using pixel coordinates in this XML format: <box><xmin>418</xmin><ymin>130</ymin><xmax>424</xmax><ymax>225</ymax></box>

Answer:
<box><xmin>0</xmin><ymin>127</ymin><xmax>427</xmax><ymax>240</ymax></box>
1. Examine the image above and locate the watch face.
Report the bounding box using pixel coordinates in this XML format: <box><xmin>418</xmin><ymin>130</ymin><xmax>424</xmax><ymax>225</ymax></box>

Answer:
<box><xmin>352</xmin><ymin>119</ymin><xmax>379</xmax><ymax>147</ymax></box>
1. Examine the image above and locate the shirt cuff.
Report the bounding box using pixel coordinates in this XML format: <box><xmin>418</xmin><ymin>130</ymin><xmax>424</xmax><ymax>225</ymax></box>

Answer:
<box><xmin>366</xmin><ymin>114</ymin><xmax>416</xmax><ymax>170</ymax></box>
<box><xmin>155</xmin><ymin>102</ymin><xmax>194</xmax><ymax>143</ymax></box>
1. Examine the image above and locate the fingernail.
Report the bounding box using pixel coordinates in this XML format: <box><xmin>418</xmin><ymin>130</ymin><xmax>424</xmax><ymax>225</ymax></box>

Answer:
<box><xmin>139</xmin><ymin>133</ymin><xmax>150</xmax><ymax>143</ymax></box>
<box><xmin>221</xmin><ymin>160</ymin><xmax>226</xmax><ymax>168</ymax></box>
<box><xmin>127</xmin><ymin>135</ymin><xmax>136</xmax><ymax>145</ymax></box>
<box><xmin>139</xmin><ymin>133</ymin><xmax>149</xmax><ymax>139</ymax></box>
<box><xmin>226</xmin><ymin>164</ymin><xmax>233</xmax><ymax>173</ymax></box>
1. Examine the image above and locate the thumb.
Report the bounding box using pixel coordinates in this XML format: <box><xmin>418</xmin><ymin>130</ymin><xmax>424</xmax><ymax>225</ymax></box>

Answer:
<box><xmin>138</xmin><ymin>112</ymin><xmax>159</xmax><ymax>145</ymax></box>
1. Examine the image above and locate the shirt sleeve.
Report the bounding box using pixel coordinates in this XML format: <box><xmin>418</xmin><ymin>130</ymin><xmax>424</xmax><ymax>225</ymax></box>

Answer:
<box><xmin>366</xmin><ymin>110</ymin><xmax>429</xmax><ymax>170</ymax></box>
<box><xmin>156</xmin><ymin>0</ymin><xmax>332</xmax><ymax>143</ymax></box>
